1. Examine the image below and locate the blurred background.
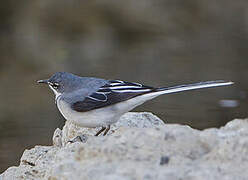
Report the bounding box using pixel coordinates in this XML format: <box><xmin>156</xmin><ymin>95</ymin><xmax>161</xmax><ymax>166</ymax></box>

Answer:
<box><xmin>0</xmin><ymin>0</ymin><xmax>247</xmax><ymax>172</ymax></box>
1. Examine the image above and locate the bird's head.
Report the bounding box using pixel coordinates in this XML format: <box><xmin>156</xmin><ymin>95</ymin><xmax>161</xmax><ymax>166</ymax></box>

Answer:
<box><xmin>37</xmin><ymin>72</ymin><xmax>80</xmax><ymax>95</ymax></box>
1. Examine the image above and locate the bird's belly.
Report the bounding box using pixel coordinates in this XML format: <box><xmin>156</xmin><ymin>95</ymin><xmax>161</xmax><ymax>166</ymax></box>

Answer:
<box><xmin>57</xmin><ymin>99</ymin><xmax>120</xmax><ymax>128</ymax></box>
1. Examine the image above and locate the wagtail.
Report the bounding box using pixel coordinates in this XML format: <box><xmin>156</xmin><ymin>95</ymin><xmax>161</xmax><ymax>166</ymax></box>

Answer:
<box><xmin>37</xmin><ymin>72</ymin><xmax>233</xmax><ymax>136</ymax></box>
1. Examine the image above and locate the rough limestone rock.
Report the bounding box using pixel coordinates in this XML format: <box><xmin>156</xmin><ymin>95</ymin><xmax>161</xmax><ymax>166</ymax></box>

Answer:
<box><xmin>61</xmin><ymin>112</ymin><xmax>164</xmax><ymax>146</ymax></box>
<box><xmin>1</xmin><ymin>112</ymin><xmax>248</xmax><ymax>180</ymax></box>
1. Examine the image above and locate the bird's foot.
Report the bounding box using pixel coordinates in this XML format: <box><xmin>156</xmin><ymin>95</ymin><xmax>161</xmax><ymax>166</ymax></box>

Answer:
<box><xmin>95</xmin><ymin>125</ymin><xmax>110</xmax><ymax>136</ymax></box>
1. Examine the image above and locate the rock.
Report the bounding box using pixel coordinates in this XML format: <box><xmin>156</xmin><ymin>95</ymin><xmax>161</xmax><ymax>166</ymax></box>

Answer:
<box><xmin>52</xmin><ymin>128</ymin><xmax>62</xmax><ymax>147</ymax></box>
<box><xmin>1</xmin><ymin>112</ymin><xmax>248</xmax><ymax>180</ymax></box>
<box><xmin>61</xmin><ymin>112</ymin><xmax>165</xmax><ymax>146</ymax></box>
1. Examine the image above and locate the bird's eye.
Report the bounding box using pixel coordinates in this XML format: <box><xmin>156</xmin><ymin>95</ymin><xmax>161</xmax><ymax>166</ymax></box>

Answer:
<box><xmin>52</xmin><ymin>83</ymin><xmax>59</xmax><ymax>89</ymax></box>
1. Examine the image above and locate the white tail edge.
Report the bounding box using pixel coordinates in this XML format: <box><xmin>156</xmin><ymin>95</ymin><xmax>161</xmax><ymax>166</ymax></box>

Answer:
<box><xmin>156</xmin><ymin>80</ymin><xmax>234</xmax><ymax>95</ymax></box>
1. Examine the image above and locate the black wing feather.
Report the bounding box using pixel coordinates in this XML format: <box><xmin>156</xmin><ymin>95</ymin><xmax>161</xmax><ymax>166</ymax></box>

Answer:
<box><xmin>71</xmin><ymin>80</ymin><xmax>155</xmax><ymax>112</ymax></box>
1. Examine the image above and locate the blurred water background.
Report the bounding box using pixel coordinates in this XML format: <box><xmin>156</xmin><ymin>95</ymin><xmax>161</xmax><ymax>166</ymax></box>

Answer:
<box><xmin>0</xmin><ymin>0</ymin><xmax>247</xmax><ymax>172</ymax></box>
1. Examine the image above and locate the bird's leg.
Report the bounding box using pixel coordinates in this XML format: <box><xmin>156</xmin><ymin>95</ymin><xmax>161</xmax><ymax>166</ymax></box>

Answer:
<box><xmin>103</xmin><ymin>125</ymin><xmax>110</xmax><ymax>136</ymax></box>
<box><xmin>68</xmin><ymin>134</ymin><xmax>88</xmax><ymax>143</ymax></box>
<box><xmin>95</xmin><ymin>127</ymin><xmax>106</xmax><ymax>136</ymax></box>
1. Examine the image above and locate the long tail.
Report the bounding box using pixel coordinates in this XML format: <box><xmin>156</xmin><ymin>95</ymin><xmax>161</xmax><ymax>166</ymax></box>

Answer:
<box><xmin>155</xmin><ymin>80</ymin><xmax>234</xmax><ymax>94</ymax></box>
<box><xmin>114</xmin><ymin>80</ymin><xmax>233</xmax><ymax>110</ymax></box>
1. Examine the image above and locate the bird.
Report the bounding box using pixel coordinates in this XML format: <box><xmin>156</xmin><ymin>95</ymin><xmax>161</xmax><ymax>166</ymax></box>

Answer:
<box><xmin>37</xmin><ymin>72</ymin><xmax>233</xmax><ymax>136</ymax></box>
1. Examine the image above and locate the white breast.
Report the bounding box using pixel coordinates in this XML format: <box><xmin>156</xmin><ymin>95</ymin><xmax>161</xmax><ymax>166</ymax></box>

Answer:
<box><xmin>56</xmin><ymin>97</ymin><xmax>116</xmax><ymax>127</ymax></box>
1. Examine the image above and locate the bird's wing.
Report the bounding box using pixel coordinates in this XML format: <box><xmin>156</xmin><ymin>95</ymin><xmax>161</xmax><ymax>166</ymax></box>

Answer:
<box><xmin>71</xmin><ymin>80</ymin><xmax>155</xmax><ymax>112</ymax></box>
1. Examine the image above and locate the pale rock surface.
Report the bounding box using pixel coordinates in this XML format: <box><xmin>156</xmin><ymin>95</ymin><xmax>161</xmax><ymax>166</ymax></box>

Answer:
<box><xmin>61</xmin><ymin>112</ymin><xmax>164</xmax><ymax>145</ymax></box>
<box><xmin>1</xmin><ymin>112</ymin><xmax>248</xmax><ymax>180</ymax></box>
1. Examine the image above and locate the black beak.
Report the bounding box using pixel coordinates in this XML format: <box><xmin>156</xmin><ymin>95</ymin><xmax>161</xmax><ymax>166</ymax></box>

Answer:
<box><xmin>37</xmin><ymin>79</ymin><xmax>49</xmax><ymax>84</ymax></box>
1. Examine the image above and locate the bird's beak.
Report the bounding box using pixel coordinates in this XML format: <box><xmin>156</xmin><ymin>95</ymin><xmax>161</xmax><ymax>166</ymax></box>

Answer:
<box><xmin>37</xmin><ymin>79</ymin><xmax>49</xmax><ymax>84</ymax></box>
